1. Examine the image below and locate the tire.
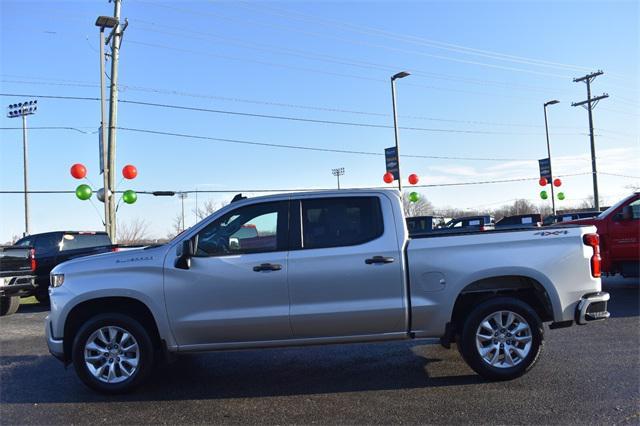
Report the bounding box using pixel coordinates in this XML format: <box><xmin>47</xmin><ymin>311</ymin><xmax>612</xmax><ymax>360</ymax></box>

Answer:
<box><xmin>458</xmin><ymin>296</ymin><xmax>543</xmax><ymax>381</ymax></box>
<box><xmin>72</xmin><ymin>313</ymin><xmax>155</xmax><ymax>394</ymax></box>
<box><xmin>0</xmin><ymin>296</ymin><xmax>20</xmax><ymax>316</ymax></box>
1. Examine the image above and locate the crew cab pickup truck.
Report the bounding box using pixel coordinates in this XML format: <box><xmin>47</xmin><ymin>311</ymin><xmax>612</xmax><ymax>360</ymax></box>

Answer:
<box><xmin>45</xmin><ymin>190</ymin><xmax>610</xmax><ymax>393</ymax></box>
<box><xmin>565</xmin><ymin>192</ymin><xmax>640</xmax><ymax>277</ymax></box>
<box><xmin>0</xmin><ymin>246</ymin><xmax>36</xmax><ymax>316</ymax></box>
<box><xmin>13</xmin><ymin>231</ymin><xmax>117</xmax><ymax>304</ymax></box>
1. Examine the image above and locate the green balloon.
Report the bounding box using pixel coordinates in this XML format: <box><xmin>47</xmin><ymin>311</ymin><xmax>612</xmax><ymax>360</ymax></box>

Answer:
<box><xmin>540</xmin><ymin>190</ymin><xmax>548</xmax><ymax>200</ymax></box>
<box><xmin>557</xmin><ymin>192</ymin><xmax>565</xmax><ymax>201</ymax></box>
<box><xmin>75</xmin><ymin>184</ymin><xmax>92</xmax><ymax>201</ymax></box>
<box><xmin>122</xmin><ymin>190</ymin><xmax>137</xmax><ymax>204</ymax></box>
<box><xmin>409</xmin><ymin>192</ymin><xmax>419</xmax><ymax>203</ymax></box>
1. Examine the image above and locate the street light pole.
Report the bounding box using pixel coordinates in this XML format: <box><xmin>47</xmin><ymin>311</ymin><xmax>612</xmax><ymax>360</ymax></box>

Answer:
<box><xmin>391</xmin><ymin>71</ymin><xmax>410</xmax><ymax>193</ymax></box>
<box><xmin>21</xmin><ymin>113</ymin><xmax>29</xmax><ymax>235</ymax></box>
<box><xmin>106</xmin><ymin>0</ymin><xmax>122</xmax><ymax>242</ymax></box>
<box><xmin>544</xmin><ymin>99</ymin><xmax>560</xmax><ymax>215</ymax></box>
<box><xmin>7</xmin><ymin>100</ymin><xmax>37</xmax><ymax>236</ymax></box>
<box><xmin>178</xmin><ymin>192</ymin><xmax>187</xmax><ymax>231</ymax></box>
<box><xmin>331</xmin><ymin>167</ymin><xmax>345</xmax><ymax>189</ymax></box>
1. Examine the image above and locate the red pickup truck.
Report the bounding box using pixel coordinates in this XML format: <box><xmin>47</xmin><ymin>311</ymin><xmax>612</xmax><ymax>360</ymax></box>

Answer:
<box><xmin>566</xmin><ymin>192</ymin><xmax>639</xmax><ymax>277</ymax></box>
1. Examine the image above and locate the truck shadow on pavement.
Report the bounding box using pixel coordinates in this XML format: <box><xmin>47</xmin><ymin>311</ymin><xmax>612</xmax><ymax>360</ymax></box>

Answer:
<box><xmin>0</xmin><ymin>342</ymin><xmax>481</xmax><ymax>404</ymax></box>
<box><xmin>603</xmin><ymin>283</ymin><xmax>639</xmax><ymax>318</ymax></box>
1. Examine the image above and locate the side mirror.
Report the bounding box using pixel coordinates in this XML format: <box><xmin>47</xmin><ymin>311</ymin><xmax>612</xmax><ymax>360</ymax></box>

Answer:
<box><xmin>622</xmin><ymin>206</ymin><xmax>633</xmax><ymax>220</ymax></box>
<box><xmin>175</xmin><ymin>239</ymin><xmax>195</xmax><ymax>270</ymax></box>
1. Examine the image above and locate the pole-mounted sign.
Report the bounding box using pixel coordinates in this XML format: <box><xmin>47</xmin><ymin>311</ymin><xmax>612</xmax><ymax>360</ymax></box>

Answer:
<box><xmin>538</xmin><ymin>158</ymin><xmax>552</xmax><ymax>181</ymax></box>
<box><xmin>385</xmin><ymin>147</ymin><xmax>400</xmax><ymax>180</ymax></box>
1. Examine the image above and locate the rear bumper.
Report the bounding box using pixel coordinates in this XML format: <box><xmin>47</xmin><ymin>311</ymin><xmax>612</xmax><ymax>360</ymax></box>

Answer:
<box><xmin>45</xmin><ymin>315</ymin><xmax>65</xmax><ymax>363</ymax></box>
<box><xmin>0</xmin><ymin>276</ymin><xmax>36</xmax><ymax>298</ymax></box>
<box><xmin>576</xmin><ymin>292</ymin><xmax>610</xmax><ymax>325</ymax></box>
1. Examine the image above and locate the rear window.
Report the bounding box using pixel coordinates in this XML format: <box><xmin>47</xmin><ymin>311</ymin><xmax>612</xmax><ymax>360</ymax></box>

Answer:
<box><xmin>301</xmin><ymin>197</ymin><xmax>383</xmax><ymax>249</ymax></box>
<box><xmin>59</xmin><ymin>234</ymin><xmax>111</xmax><ymax>251</ymax></box>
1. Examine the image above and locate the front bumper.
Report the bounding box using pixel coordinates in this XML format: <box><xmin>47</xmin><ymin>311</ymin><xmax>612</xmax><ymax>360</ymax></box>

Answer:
<box><xmin>45</xmin><ymin>315</ymin><xmax>65</xmax><ymax>363</ymax></box>
<box><xmin>576</xmin><ymin>292</ymin><xmax>610</xmax><ymax>325</ymax></box>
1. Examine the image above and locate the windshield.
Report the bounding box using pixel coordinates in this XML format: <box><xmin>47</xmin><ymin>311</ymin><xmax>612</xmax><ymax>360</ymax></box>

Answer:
<box><xmin>597</xmin><ymin>194</ymin><xmax>635</xmax><ymax>219</ymax></box>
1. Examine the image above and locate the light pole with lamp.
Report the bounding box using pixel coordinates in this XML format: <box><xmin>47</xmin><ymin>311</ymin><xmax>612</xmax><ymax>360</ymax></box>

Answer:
<box><xmin>7</xmin><ymin>100</ymin><xmax>38</xmax><ymax>236</ymax></box>
<box><xmin>95</xmin><ymin>15</ymin><xmax>119</xmax><ymax>237</ymax></box>
<box><xmin>331</xmin><ymin>167</ymin><xmax>345</xmax><ymax>189</ymax></box>
<box><xmin>544</xmin><ymin>99</ymin><xmax>560</xmax><ymax>215</ymax></box>
<box><xmin>391</xmin><ymin>71</ymin><xmax>410</xmax><ymax>192</ymax></box>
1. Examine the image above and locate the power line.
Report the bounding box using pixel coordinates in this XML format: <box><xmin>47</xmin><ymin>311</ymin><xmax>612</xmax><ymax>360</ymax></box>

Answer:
<box><xmin>0</xmin><ymin>172</ymin><xmax>594</xmax><ymax>196</ymax></box>
<box><xmin>1</xmin><ymin>92</ymin><xmax>592</xmax><ymax>137</ymax></box>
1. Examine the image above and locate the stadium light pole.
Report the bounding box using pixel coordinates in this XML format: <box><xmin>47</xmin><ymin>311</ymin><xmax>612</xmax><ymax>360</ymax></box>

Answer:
<box><xmin>391</xmin><ymin>71</ymin><xmax>410</xmax><ymax>193</ymax></box>
<box><xmin>95</xmin><ymin>15</ymin><xmax>119</xmax><ymax>237</ymax></box>
<box><xmin>7</xmin><ymin>100</ymin><xmax>38</xmax><ymax>236</ymax></box>
<box><xmin>544</xmin><ymin>99</ymin><xmax>560</xmax><ymax>215</ymax></box>
<box><xmin>331</xmin><ymin>167</ymin><xmax>345</xmax><ymax>189</ymax></box>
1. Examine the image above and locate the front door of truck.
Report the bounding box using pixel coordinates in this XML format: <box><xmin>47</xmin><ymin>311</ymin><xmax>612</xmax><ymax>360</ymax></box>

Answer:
<box><xmin>609</xmin><ymin>197</ymin><xmax>640</xmax><ymax>264</ymax></box>
<box><xmin>287</xmin><ymin>195</ymin><xmax>406</xmax><ymax>339</ymax></box>
<box><xmin>164</xmin><ymin>200</ymin><xmax>291</xmax><ymax>347</ymax></box>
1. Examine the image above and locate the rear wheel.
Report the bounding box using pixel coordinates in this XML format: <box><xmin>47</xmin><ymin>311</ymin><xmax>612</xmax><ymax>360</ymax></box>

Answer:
<box><xmin>72</xmin><ymin>313</ymin><xmax>154</xmax><ymax>394</ymax></box>
<box><xmin>458</xmin><ymin>297</ymin><xmax>543</xmax><ymax>381</ymax></box>
<box><xmin>0</xmin><ymin>296</ymin><xmax>20</xmax><ymax>316</ymax></box>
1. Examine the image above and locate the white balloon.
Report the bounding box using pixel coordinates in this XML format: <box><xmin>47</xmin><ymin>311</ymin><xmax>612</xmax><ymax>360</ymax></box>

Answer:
<box><xmin>96</xmin><ymin>187</ymin><xmax>110</xmax><ymax>203</ymax></box>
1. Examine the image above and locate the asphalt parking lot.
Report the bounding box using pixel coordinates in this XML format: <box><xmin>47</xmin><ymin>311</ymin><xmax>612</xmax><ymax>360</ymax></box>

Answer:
<box><xmin>1</xmin><ymin>277</ymin><xmax>638</xmax><ymax>425</ymax></box>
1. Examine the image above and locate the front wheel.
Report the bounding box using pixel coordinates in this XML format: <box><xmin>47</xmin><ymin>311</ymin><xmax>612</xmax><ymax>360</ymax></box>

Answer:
<box><xmin>458</xmin><ymin>297</ymin><xmax>543</xmax><ymax>381</ymax></box>
<box><xmin>72</xmin><ymin>313</ymin><xmax>154</xmax><ymax>394</ymax></box>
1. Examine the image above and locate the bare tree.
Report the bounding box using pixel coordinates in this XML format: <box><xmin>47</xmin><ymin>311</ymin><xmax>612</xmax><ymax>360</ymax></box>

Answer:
<box><xmin>195</xmin><ymin>199</ymin><xmax>226</xmax><ymax>220</ymax></box>
<box><xmin>493</xmin><ymin>199</ymin><xmax>537</xmax><ymax>221</ymax></box>
<box><xmin>402</xmin><ymin>192</ymin><xmax>434</xmax><ymax>217</ymax></box>
<box><xmin>117</xmin><ymin>218</ymin><xmax>150</xmax><ymax>245</ymax></box>
<box><xmin>166</xmin><ymin>214</ymin><xmax>185</xmax><ymax>240</ymax></box>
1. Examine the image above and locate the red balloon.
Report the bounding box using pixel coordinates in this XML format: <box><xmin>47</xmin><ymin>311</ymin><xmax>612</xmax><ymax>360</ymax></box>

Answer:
<box><xmin>70</xmin><ymin>163</ymin><xmax>87</xmax><ymax>179</ymax></box>
<box><xmin>408</xmin><ymin>174</ymin><xmax>419</xmax><ymax>185</ymax></box>
<box><xmin>383</xmin><ymin>172</ymin><xmax>394</xmax><ymax>184</ymax></box>
<box><xmin>553</xmin><ymin>178</ymin><xmax>562</xmax><ymax>187</ymax></box>
<box><xmin>122</xmin><ymin>164</ymin><xmax>138</xmax><ymax>180</ymax></box>
<box><xmin>539</xmin><ymin>177</ymin><xmax>548</xmax><ymax>186</ymax></box>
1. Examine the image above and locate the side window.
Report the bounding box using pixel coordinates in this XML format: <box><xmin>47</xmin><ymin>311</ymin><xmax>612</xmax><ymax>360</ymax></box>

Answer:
<box><xmin>195</xmin><ymin>201</ymin><xmax>288</xmax><ymax>256</ymax></box>
<box><xmin>14</xmin><ymin>237</ymin><xmax>32</xmax><ymax>247</ymax></box>
<box><xmin>630</xmin><ymin>200</ymin><xmax>640</xmax><ymax>219</ymax></box>
<box><xmin>301</xmin><ymin>197</ymin><xmax>383</xmax><ymax>249</ymax></box>
<box><xmin>36</xmin><ymin>234</ymin><xmax>61</xmax><ymax>254</ymax></box>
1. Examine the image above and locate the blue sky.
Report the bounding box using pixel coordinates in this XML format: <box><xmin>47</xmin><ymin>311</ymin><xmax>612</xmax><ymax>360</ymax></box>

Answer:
<box><xmin>1</xmin><ymin>0</ymin><xmax>638</xmax><ymax>242</ymax></box>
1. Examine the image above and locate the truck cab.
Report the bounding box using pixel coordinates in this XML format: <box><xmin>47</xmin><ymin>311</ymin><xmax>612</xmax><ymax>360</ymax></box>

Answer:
<box><xmin>565</xmin><ymin>193</ymin><xmax>640</xmax><ymax>277</ymax></box>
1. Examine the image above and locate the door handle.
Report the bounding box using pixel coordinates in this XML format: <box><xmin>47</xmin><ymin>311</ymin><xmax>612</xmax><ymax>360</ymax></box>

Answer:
<box><xmin>253</xmin><ymin>263</ymin><xmax>282</xmax><ymax>272</ymax></box>
<box><xmin>365</xmin><ymin>256</ymin><xmax>395</xmax><ymax>265</ymax></box>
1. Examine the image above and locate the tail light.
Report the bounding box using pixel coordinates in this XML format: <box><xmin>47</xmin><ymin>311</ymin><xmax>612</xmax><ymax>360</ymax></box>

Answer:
<box><xmin>30</xmin><ymin>248</ymin><xmax>37</xmax><ymax>271</ymax></box>
<box><xmin>111</xmin><ymin>246</ymin><xmax>119</xmax><ymax>252</ymax></box>
<box><xmin>583</xmin><ymin>233</ymin><xmax>601</xmax><ymax>278</ymax></box>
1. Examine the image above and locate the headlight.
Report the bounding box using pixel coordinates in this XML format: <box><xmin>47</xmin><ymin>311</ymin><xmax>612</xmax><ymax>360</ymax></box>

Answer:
<box><xmin>50</xmin><ymin>273</ymin><xmax>65</xmax><ymax>288</ymax></box>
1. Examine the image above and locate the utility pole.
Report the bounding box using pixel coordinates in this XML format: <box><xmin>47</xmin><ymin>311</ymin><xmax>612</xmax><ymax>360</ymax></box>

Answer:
<box><xmin>106</xmin><ymin>0</ymin><xmax>124</xmax><ymax>242</ymax></box>
<box><xmin>572</xmin><ymin>70</ymin><xmax>608</xmax><ymax>211</ymax></box>
<box><xmin>95</xmin><ymin>16</ymin><xmax>118</xmax><ymax>236</ymax></box>
<box><xmin>7</xmin><ymin>100</ymin><xmax>37</xmax><ymax>236</ymax></box>
<box><xmin>331</xmin><ymin>167</ymin><xmax>345</xmax><ymax>189</ymax></box>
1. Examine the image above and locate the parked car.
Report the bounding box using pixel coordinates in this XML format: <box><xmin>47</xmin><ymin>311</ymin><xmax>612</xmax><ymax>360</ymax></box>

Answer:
<box><xmin>0</xmin><ymin>245</ymin><xmax>36</xmax><ymax>316</ymax></box>
<box><xmin>406</xmin><ymin>215</ymin><xmax>447</xmax><ymax>235</ymax></box>
<box><xmin>13</xmin><ymin>231</ymin><xmax>116</xmax><ymax>304</ymax></box>
<box><xmin>543</xmin><ymin>211</ymin><xmax>601</xmax><ymax>226</ymax></box>
<box><xmin>563</xmin><ymin>193</ymin><xmax>640</xmax><ymax>277</ymax></box>
<box><xmin>496</xmin><ymin>214</ymin><xmax>542</xmax><ymax>229</ymax></box>
<box><xmin>46</xmin><ymin>190</ymin><xmax>609</xmax><ymax>393</ymax></box>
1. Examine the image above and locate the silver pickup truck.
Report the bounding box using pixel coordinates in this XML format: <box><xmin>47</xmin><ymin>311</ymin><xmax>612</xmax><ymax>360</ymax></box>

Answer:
<box><xmin>46</xmin><ymin>189</ymin><xmax>609</xmax><ymax>393</ymax></box>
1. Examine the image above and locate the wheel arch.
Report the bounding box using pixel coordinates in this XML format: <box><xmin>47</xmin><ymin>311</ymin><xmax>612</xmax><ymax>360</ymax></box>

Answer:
<box><xmin>62</xmin><ymin>296</ymin><xmax>162</xmax><ymax>364</ymax></box>
<box><xmin>447</xmin><ymin>271</ymin><xmax>560</xmax><ymax>340</ymax></box>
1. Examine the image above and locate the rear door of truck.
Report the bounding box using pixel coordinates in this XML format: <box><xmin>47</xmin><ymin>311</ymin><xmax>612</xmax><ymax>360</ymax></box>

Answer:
<box><xmin>287</xmin><ymin>194</ymin><xmax>406</xmax><ymax>339</ymax></box>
